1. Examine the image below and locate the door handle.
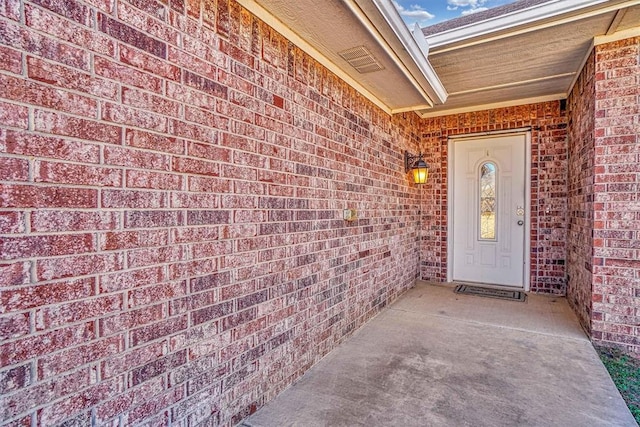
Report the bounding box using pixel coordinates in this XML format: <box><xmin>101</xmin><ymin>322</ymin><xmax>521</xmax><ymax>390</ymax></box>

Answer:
<box><xmin>517</xmin><ymin>220</ymin><xmax>524</xmax><ymax>226</ymax></box>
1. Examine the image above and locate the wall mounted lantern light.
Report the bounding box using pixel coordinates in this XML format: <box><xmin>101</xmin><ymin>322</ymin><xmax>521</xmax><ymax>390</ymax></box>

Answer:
<box><xmin>404</xmin><ymin>150</ymin><xmax>429</xmax><ymax>184</ymax></box>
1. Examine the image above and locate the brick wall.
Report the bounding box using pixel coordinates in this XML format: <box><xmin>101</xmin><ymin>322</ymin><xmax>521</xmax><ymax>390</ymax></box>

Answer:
<box><xmin>591</xmin><ymin>37</ymin><xmax>640</xmax><ymax>355</ymax></box>
<box><xmin>0</xmin><ymin>0</ymin><xmax>424</xmax><ymax>424</ymax></box>
<box><xmin>567</xmin><ymin>51</ymin><xmax>596</xmax><ymax>333</ymax></box>
<box><xmin>419</xmin><ymin>102</ymin><xmax>569</xmax><ymax>293</ymax></box>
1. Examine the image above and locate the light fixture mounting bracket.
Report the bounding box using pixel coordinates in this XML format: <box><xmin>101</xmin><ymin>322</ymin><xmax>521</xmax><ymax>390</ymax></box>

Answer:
<box><xmin>404</xmin><ymin>150</ymin><xmax>425</xmax><ymax>173</ymax></box>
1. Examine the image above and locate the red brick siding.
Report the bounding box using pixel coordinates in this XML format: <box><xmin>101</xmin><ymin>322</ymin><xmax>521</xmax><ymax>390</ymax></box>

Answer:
<box><xmin>0</xmin><ymin>0</ymin><xmax>423</xmax><ymax>424</ymax></box>
<box><xmin>591</xmin><ymin>37</ymin><xmax>640</xmax><ymax>355</ymax></box>
<box><xmin>420</xmin><ymin>102</ymin><xmax>569</xmax><ymax>293</ymax></box>
<box><xmin>567</xmin><ymin>50</ymin><xmax>596</xmax><ymax>333</ymax></box>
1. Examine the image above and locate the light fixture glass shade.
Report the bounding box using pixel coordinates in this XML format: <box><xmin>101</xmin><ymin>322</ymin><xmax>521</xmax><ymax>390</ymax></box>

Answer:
<box><xmin>411</xmin><ymin>159</ymin><xmax>428</xmax><ymax>184</ymax></box>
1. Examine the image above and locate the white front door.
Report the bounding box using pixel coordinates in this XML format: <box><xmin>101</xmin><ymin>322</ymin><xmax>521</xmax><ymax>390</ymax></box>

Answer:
<box><xmin>451</xmin><ymin>134</ymin><xmax>527</xmax><ymax>288</ymax></box>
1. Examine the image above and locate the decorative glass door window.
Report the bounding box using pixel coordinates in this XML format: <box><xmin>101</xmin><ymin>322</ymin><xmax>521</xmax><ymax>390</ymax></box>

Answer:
<box><xmin>479</xmin><ymin>162</ymin><xmax>497</xmax><ymax>240</ymax></box>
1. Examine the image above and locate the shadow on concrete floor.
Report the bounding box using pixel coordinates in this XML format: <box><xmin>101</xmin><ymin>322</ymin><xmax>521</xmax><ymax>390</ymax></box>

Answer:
<box><xmin>244</xmin><ymin>281</ymin><xmax>636</xmax><ymax>427</ymax></box>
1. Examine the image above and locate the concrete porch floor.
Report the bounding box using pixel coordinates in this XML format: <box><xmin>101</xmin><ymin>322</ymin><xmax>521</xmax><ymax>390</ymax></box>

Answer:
<box><xmin>244</xmin><ymin>281</ymin><xmax>636</xmax><ymax>426</ymax></box>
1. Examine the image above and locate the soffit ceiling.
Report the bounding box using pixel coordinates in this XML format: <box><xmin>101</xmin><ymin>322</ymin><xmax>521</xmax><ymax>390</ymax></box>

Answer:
<box><xmin>617</xmin><ymin>4</ymin><xmax>640</xmax><ymax>31</ymax></box>
<box><xmin>419</xmin><ymin>1</ymin><xmax>640</xmax><ymax>117</ymax></box>
<box><xmin>235</xmin><ymin>0</ymin><xmax>445</xmax><ymax>114</ymax></box>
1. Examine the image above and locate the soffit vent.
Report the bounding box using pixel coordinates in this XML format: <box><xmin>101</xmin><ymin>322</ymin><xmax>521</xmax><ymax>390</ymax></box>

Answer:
<box><xmin>338</xmin><ymin>46</ymin><xmax>385</xmax><ymax>74</ymax></box>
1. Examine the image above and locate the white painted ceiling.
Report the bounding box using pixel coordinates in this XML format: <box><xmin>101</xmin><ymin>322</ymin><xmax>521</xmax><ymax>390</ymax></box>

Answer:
<box><xmin>236</xmin><ymin>0</ymin><xmax>640</xmax><ymax>117</ymax></box>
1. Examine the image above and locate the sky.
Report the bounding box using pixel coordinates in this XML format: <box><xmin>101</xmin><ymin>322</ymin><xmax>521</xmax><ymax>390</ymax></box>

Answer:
<box><xmin>393</xmin><ymin>0</ymin><xmax>518</xmax><ymax>27</ymax></box>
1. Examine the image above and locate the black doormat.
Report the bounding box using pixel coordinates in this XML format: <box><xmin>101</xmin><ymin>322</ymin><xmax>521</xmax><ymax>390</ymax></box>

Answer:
<box><xmin>454</xmin><ymin>284</ymin><xmax>526</xmax><ymax>302</ymax></box>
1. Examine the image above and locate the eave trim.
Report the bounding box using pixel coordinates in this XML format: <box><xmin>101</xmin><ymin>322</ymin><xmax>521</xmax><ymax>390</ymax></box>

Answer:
<box><xmin>594</xmin><ymin>25</ymin><xmax>640</xmax><ymax>45</ymax></box>
<box><xmin>417</xmin><ymin>93</ymin><xmax>566</xmax><ymax>118</ymax></box>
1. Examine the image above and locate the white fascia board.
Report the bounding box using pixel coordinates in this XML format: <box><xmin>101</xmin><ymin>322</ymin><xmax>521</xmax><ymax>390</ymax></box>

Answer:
<box><xmin>426</xmin><ymin>0</ymin><xmax>611</xmax><ymax>48</ymax></box>
<box><xmin>368</xmin><ymin>0</ymin><xmax>448</xmax><ymax>105</ymax></box>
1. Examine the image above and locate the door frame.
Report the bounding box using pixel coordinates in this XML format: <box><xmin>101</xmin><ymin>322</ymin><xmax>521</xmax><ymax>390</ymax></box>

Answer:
<box><xmin>446</xmin><ymin>128</ymin><xmax>532</xmax><ymax>291</ymax></box>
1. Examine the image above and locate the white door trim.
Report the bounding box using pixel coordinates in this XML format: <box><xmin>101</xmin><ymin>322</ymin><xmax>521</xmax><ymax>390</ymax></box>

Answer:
<box><xmin>447</xmin><ymin>129</ymin><xmax>531</xmax><ymax>291</ymax></box>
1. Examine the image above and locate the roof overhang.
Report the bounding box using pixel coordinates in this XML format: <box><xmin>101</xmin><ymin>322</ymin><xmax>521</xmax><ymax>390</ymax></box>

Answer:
<box><xmin>418</xmin><ymin>0</ymin><xmax>640</xmax><ymax>117</ymax></box>
<box><xmin>235</xmin><ymin>0</ymin><xmax>448</xmax><ymax>115</ymax></box>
